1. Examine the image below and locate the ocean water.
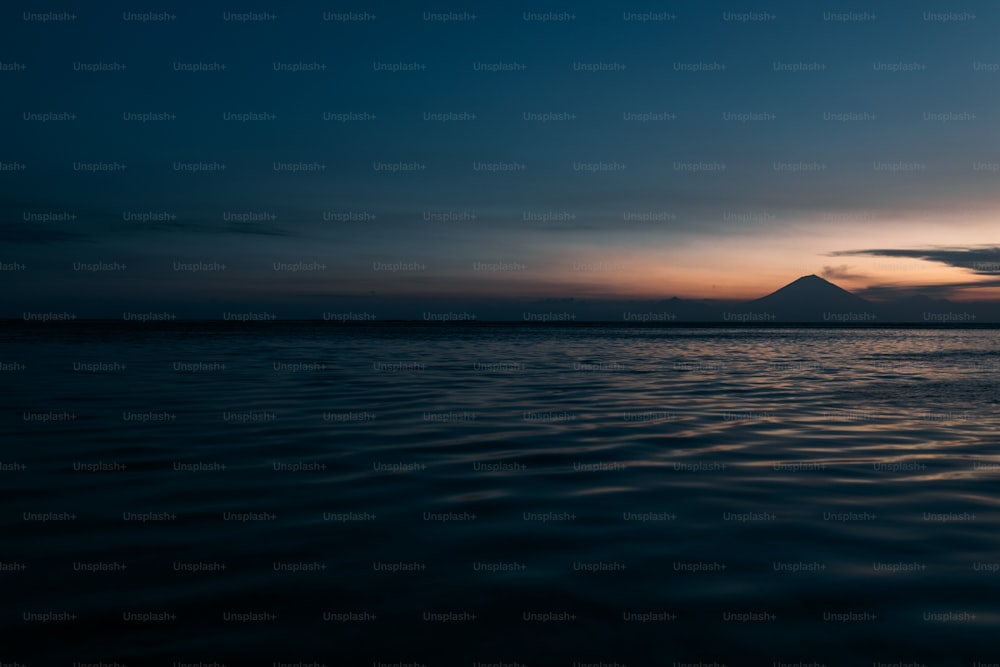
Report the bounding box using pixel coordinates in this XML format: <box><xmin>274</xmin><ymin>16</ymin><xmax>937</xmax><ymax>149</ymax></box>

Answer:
<box><xmin>2</xmin><ymin>323</ymin><xmax>1000</xmax><ymax>666</ymax></box>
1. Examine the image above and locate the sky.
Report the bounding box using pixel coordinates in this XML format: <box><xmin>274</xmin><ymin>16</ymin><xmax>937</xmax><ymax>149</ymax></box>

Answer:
<box><xmin>3</xmin><ymin>0</ymin><xmax>1000</xmax><ymax>318</ymax></box>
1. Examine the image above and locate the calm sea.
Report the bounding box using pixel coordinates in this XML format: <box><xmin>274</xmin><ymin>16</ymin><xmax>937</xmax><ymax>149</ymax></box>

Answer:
<box><xmin>2</xmin><ymin>323</ymin><xmax>999</xmax><ymax>665</ymax></box>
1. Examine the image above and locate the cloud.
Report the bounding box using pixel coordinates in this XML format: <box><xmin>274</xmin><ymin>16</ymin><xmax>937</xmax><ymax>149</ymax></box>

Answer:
<box><xmin>0</xmin><ymin>226</ymin><xmax>93</xmax><ymax>244</ymax></box>
<box><xmin>820</xmin><ymin>264</ymin><xmax>870</xmax><ymax>281</ymax></box>
<box><xmin>829</xmin><ymin>246</ymin><xmax>1000</xmax><ymax>274</ymax></box>
<box><xmin>855</xmin><ymin>277</ymin><xmax>1000</xmax><ymax>300</ymax></box>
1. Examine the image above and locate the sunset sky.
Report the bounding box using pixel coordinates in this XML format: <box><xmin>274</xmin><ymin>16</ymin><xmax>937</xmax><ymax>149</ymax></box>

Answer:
<box><xmin>3</xmin><ymin>1</ymin><xmax>1000</xmax><ymax>316</ymax></box>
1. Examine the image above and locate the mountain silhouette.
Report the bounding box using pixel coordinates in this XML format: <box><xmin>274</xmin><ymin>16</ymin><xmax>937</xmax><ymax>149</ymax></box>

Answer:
<box><xmin>744</xmin><ymin>274</ymin><xmax>874</xmax><ymax>322</ymax></box>
<box><xmin>499</xmin><ymin>275</ymin><xmax>1000</xmax><ymax>322</ymax></box>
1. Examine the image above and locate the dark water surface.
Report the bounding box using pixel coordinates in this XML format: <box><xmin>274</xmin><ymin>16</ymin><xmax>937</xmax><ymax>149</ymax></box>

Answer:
<box><xmin>2</xmin><ymin>323</ymin><xmax>1000</xmax><ymax>665</ymax></box>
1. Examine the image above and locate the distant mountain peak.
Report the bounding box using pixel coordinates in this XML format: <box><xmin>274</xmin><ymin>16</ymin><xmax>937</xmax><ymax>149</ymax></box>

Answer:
<box><xmin>788</xmin><ymin>274</ymin><xmax>832</xmax><ymax>285</ymax></box>
<box><xmin>743</xmin><ymin>274</ymin><xmax>870</xmax><ymax>321</ymax></box>
<box><xmin>758</xmin><ymin>274</ymin><xmax>864</xmax><ymax>300</ymax></box>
